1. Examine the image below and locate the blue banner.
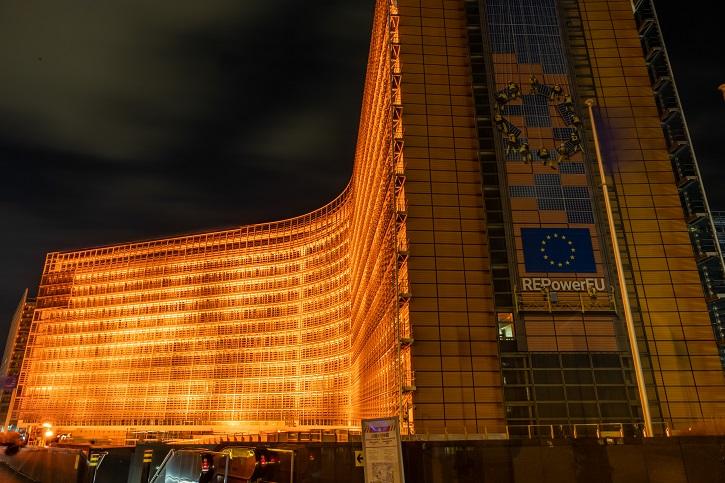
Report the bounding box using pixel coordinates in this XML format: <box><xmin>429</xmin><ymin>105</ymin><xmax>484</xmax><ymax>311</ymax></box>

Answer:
<box><xmin>522</xmin><ymin>228</ymin><xmax>596</xmax><ymax>273</ymax></box>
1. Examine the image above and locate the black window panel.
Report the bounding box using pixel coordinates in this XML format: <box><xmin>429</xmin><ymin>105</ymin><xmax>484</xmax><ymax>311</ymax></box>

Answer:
<box><xmin>494</xmin><ymin>293</ymin><xmax>513</xmax><ymax>307</ymax></box>
<box><xmin>499</xmin><ymin>339</ymin><xmax>518</xmax><ymax>353</ymax></box>
<box><xmin>591</xmin><ymin>354</ymin><xmax>621</xmax><ymax>368</ymax></box>
<box><xmin>480</xmin><ymin>162</ymin><xmax>498</xmax><ymax>173</ymax></box>
<box><xmin>493</xmin><ymin>279</ymin><xmax>511</xmax><ymax>292</ymax></box>
<box><xmin>537</xmin><ymin>403</ymin><xmax>567</xmax><ymax>418</ymax></box>
<box><xmin>568</xmin><ymin>402</ymin><xmax>599</xmax><ymax>418</ymax></box>
<box><xmin>634</xmin><ymin>404</ymin><xmax>646</xmax><ymax>419</ymax></box>
<box><xmin>502</xmin><ymin>370</ymin><xmax>528</xmax><ymax>385</ymax></box>
<box><xmin>501</xmin><ymin>357</ymin><xmax>527</xmax><ymax>368</ymax></box>
<box><xmin>486</xmin><ymin>199</ymin><xmax>503</xmax><ymax>211</ymax></box>
<box><xmin>561</xmin><ymin>354</ymin><xmax>590</xmax><ymax>368</ymax></box>
<box><xmin>478</xmin><ymin>126</ymin><xmax>494</xmax><ymax>137</ymax></box>
<box><xmin>488</xmin><ymin>230</ymin><xmax>505</xmax><ymax>240</ymax></box>
<box><xmin>533</xmin><ymin>370</ymin><xmax>562</xmax><ymax>384</ymax></box>
<box><xmin>491</xmin><ymin>252</ymin><xmax>508</xmax><ymax>265</ymax></box>
<box><xmin>597</xmin><ymin>386</ymin><xmax>628</xmax><ymax>401</ymax></box>
<box><xmin>506</xmin><ymin>405</ymin><xmax>532</xmax><ymax>419</ymax></box>
<box><xmin>489</xmin><ymin>237</ymin><xmax>506</xmax><ymax>250</ymax></box>
<box><xmin>487</xmin><ymin>212</ymin><xmax>504</xmax><ymax>223</ymax></box>
<box><xmin>599</xmin><ymin>403</ymin><xmax>631</xmax><ymax>418</ymax></box>
<box><xmin>532</xmin><ymin>354</ymin><xmax>560</xmax><ymax>368</ymax></box>
<box><xmin>504</xmin><ymin>387</ymin><xmax>530</xmax><ymax>401</ymax></box>
<box><xmin>482</xmin><ymin>174</ymin><xmax>499</xmax><ymax>186</ymax></box>
<box><xmin>595</xmin><ymin>370</ymin><xmax>624</xmax><ymax>384</ymax></box>
<box><xmin>488</xmin><ymin>229</ymin><xmax>505</xmax><ymax>239</ymax></box>
<box><xmin>565</xmin><ymin>386</ymin><xmax>596</xmax><ymax>401</ymax></box>
<box><xmin>564</xmin><ymin>370</ymin><xmax>594</xmax><ymax>384</ymax></box>
<box><xmin>492</xmin><ymin>268</ymin><xmax>509</xmax><ymax>279</ymax></box>
<box><xmin>493</xmin><ymin>278</ymin><xmax>511</xmax><ymax>291</ymax></box>
<box><xmin>535</xmin><ymin>386</ymin><xmax>565</xmax><ymax>401</ymax></box>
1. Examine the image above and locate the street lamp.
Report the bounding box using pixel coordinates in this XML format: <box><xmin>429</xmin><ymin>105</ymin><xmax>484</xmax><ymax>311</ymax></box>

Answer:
<box><xmin>38</xmin><ymin>422</ymin><xmax>53</xmax><ymax>446</ymax></box>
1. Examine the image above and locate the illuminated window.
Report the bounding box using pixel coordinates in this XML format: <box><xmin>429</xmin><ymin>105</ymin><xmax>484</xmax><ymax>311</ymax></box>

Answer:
<box><xmin>497</xmin><ymin>312</ymin><xmax>515</xmax><ymax>340</ymax></box>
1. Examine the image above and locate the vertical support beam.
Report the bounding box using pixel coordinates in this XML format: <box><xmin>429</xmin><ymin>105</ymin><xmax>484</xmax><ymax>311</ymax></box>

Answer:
<box><xmin>585</xmin><ymin>99</ymin><xmax>653</xmax><ymax>437</ymax></box>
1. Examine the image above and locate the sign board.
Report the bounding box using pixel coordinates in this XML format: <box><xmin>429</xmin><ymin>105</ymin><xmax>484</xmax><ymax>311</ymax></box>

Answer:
<box><xmin>520</xmin><ymin>277</ymin><xmax>606</xmax><ymax>293</ymax></box>
<box><xmin>361</xmin><ymin>417</ymin><xmax>404</xmax><ymax>483</ymax></box>
<box><xmin>354</xmin><ymin>450</ymin><xmax>364</xmax><ymax>467</ymax></box>
<box><xmin>521</xmin><ymin>228</ymin><xmax>596</xmax><ymax>273</ymax></box>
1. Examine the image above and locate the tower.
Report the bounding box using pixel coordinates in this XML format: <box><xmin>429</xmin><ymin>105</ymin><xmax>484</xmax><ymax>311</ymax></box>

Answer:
<box><xmin>0</xmin><ymin>289</ymin><xmax>35</xmax><ymax>429</ymax></box>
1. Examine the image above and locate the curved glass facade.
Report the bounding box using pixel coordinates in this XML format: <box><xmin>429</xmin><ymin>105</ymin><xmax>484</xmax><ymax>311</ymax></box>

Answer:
<box><xmin>22</xmin><ymin>194</ymin><xmax>355</xmax><ymax>429</ymax></box>
<box><xmin>17</xmin><ymin>0</ymin><xmax>412</xmax><ymax>435</ymax></box>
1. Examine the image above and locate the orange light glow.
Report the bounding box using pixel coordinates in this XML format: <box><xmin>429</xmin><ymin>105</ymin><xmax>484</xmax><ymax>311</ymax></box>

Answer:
<box><xmin>16</xmin><ymin>0</ymin><xmax>412</xmax><ymax>436</ymax></box>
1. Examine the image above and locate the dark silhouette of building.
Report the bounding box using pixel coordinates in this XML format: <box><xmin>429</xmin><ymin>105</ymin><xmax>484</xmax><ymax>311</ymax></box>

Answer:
<box><xmin>1</xmin><ymin>289</ymin><xmax>35</xmax><ymax>429</ymax></box>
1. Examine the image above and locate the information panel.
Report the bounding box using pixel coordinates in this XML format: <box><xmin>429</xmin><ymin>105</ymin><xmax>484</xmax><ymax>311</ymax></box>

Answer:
<box><xmin>361</xmin><ymin>417</ymin><xmax>405</xmax><ymax>483</ymax></box>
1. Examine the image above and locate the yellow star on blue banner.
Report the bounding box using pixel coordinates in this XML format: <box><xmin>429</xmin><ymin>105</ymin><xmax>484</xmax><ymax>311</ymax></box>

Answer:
<box><xmin>522</xmin><ymin>228</ymin><xmax>595</xmax><ymax>272</ymax></box>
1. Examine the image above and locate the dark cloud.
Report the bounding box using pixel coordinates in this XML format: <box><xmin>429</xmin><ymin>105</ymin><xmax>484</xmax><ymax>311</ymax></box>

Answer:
<box><xmin>655</xmin><ymin>1</ymin><xmax>725</xmax><ymax>202</ymax></box>
<box><xmin>0</xmin><ymin>0</ymin><xmax>372</xmax><ymax>345</ymax></box>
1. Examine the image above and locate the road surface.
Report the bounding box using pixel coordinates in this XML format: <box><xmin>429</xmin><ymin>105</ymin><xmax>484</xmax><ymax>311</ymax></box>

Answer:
<box><xmin>0</xmin><ymin>463</ymin><xmax>34</xmax><ymax>482</ymax></box>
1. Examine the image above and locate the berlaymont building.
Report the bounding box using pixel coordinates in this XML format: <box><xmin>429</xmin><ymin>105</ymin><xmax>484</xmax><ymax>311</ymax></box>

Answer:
<box><xmin>4</xmin><ymin>0</ymin><xmax>725</xmax><ymax>443</ymax></box>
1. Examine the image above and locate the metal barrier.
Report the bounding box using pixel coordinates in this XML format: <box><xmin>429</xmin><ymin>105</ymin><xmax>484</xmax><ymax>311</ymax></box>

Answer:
<box><xmin>515</xmin><ymin>288</ymin><xmax>617</xmax><ymax>313</ymax></box>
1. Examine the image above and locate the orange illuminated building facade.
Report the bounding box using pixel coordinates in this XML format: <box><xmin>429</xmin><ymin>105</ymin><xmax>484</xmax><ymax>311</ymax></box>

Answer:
<box><xmin>10</xmin><ymin>0</ymin><xmax>725</xmax><ymax>439</ymax></box>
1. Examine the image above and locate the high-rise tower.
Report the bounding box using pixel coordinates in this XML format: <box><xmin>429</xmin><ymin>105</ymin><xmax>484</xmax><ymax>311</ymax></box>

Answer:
<box><xmin>10</xmin><ymin>0</ymin><xmax>725</xmax><ymax>440</ymax></box>
<box><xmin>1</xmin><ymin>289</ymin><xmax>35</xmax><ymax>429</ymax></box>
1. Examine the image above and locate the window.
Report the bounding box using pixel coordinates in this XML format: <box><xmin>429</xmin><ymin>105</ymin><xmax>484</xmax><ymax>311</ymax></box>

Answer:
<box><xmin>535</xmin><ymin>386</ymin><xmax>565</xmax><ymax>401</ymax></box>
<box><xmin>506</xmin><ymin>405</ymin><xmax>532</xmax><ymax>419</ymax></box>
<box><xmin>503</xmin><ymin>370</ymin><xmax>528</xmax><ymax>385</ymax></box>
<box><xmin>533</xmin><ymin>370</ymin><xmax>562</xmax><ymax>384</ymax></box>
<box><xmin>497</xmin><ymin>313</ymin><xmax>515</xmax><ymax>340</ymax></box>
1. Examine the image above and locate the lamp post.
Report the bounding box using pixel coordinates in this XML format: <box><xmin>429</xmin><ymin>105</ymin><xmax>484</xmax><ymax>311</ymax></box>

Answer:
<box><xmin>585</xmin><ymin>99</ymin><xmax>654</xmax><ymax>438</ymax></box>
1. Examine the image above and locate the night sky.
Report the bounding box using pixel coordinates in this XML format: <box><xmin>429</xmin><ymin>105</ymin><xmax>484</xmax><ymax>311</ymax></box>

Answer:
<box><xmin>1</xmin><ymin>1</ymin><xmax>723</xmax><ymax>347</ymax></box>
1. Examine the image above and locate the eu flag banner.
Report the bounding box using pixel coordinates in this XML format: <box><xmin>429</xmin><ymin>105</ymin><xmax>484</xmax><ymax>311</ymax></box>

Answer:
<box><xmin>521</xmin><ymin>228</ymin><xmax>596</xmax><ymax>273</ymax></box>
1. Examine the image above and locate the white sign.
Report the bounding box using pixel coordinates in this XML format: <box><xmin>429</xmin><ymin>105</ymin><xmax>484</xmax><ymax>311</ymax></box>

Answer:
<box><xmin>362</xmin><ymin>417</ymin><xmax>404</xmax><ymax>483</ymax></box>
<box><xmin>521</xmin><ymin>277</ymin><xmax>605</xmax><ymax>293</ymax></box>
